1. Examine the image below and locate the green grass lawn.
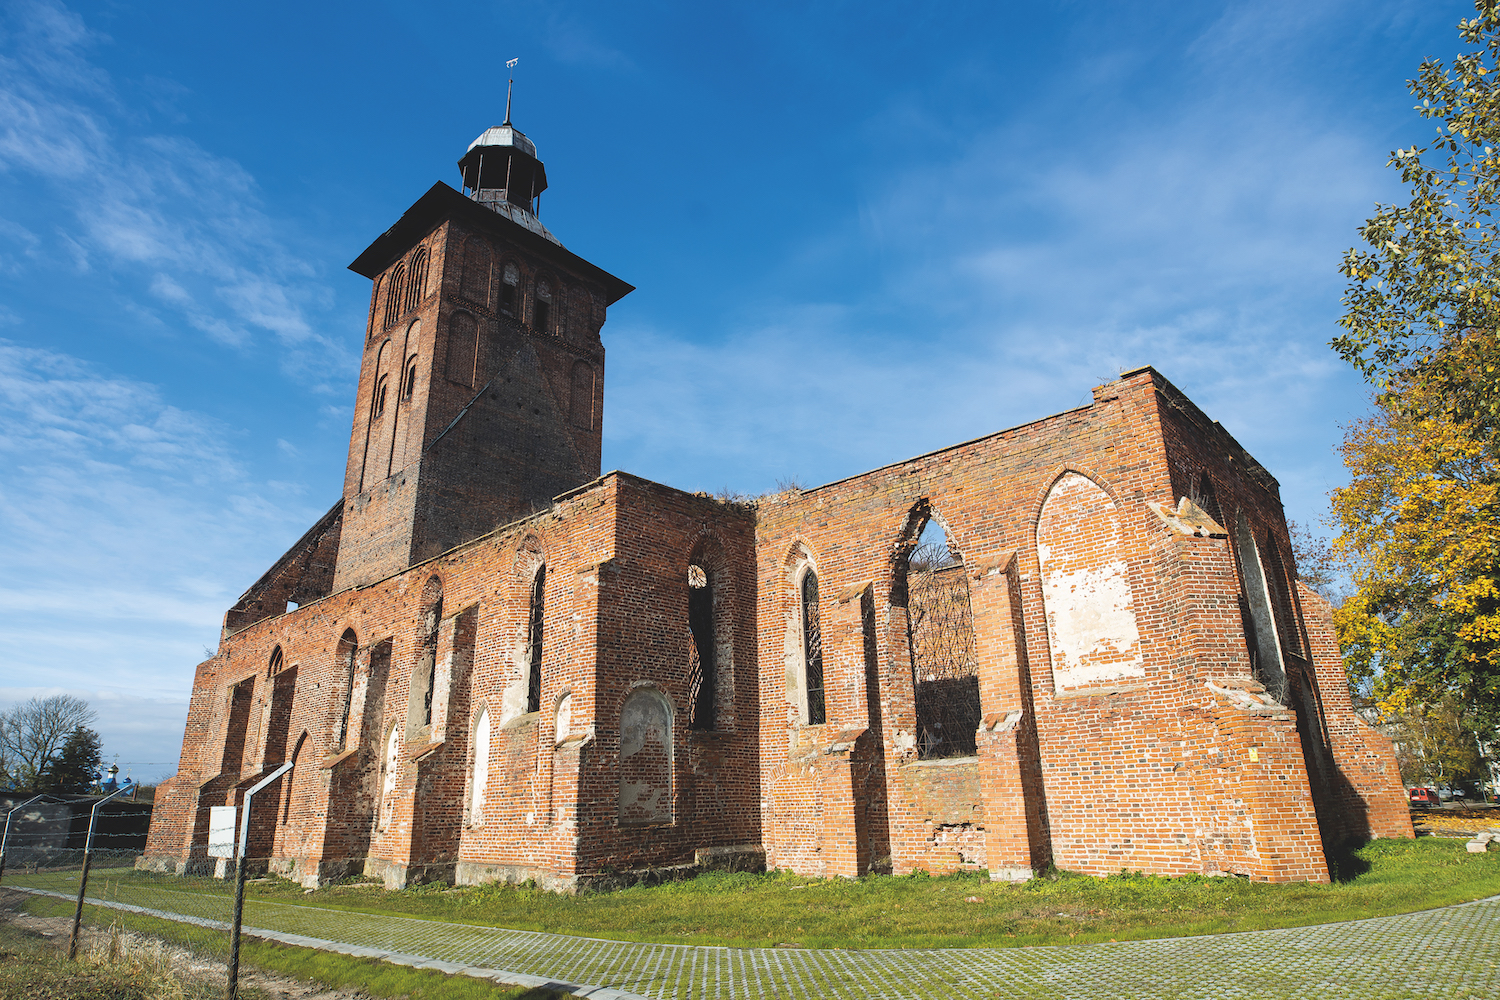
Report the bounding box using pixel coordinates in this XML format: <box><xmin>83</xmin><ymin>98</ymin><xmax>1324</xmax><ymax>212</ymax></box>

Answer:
<box><xmin>11</xmin><ymin>838</ymin><xmax>1500</xmax><ymax>951</ymax></box>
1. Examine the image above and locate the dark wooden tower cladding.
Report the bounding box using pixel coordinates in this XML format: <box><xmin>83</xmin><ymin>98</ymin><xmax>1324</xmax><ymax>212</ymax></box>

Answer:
<box><xmin>333</xmin><ymin>124</ymin><xmax>633</xmax><ymax>590</ymax></box>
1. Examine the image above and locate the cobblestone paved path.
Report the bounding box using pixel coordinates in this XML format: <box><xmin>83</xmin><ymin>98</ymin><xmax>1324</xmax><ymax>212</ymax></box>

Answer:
<box><xmin>9</xmin><ymin>871</ymin><xmax>1499</xmax><ymax>999</ymax></box>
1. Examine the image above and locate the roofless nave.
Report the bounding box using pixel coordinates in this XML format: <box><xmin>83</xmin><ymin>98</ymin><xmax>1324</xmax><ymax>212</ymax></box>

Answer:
<box><xmin>141</xmin><ymin>109</ymin><xmax>1411</xmax><ymax>890</ymax></box>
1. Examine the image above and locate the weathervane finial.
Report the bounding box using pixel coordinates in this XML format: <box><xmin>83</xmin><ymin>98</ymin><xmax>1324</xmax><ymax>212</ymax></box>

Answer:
<box><xmin>504</xmin><ymin>57</ymin><xmax>518</xmax><ymax>125</ymax></box>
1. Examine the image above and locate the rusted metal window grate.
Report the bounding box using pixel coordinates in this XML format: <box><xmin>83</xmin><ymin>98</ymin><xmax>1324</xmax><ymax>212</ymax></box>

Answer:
<box><xmin>687</xmin><ymin>564</ymin><xmax>715</xmax><ymax>730</ymax></box>
<box><xmin>803</xmin><ymin>571</ymin><xmax>826</xmax><ymax>724</ymax></box>
<box><xmin>527</xmin><ymin>565</ymin><xmax>545</xmax><ymax>714</ymax></box>
<box><xmin>907</xmin><ymin>540</ymin><xmax>980</xmax><ymax>758</ymax></box>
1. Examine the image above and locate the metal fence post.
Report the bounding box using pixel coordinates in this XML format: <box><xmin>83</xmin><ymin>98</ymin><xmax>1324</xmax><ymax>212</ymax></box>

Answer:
<box><xmin>0</xmin><ymin>794</ymin><xmax>54</xmax><ymax>885</ymax></box>
<box><xmin>226</xmin><ymin>761</ymin><xmax>293</xmax><ymax>1000</ymax></box>
<box><xmin>68</xmin><ymin>781</ymin><xmax>134</xmax><ymax>961</ymax></box>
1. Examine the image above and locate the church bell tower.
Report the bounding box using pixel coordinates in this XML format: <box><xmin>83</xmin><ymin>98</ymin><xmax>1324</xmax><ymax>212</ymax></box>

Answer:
<box><xmin>332</xmin><ymin>112</ymin><xmax>633</xmax><ymax>591</ymax></box>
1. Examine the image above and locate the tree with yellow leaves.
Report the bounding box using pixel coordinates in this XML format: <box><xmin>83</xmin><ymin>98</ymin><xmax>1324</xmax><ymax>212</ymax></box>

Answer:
<box><xmin>1333</xmin><ymin>1</ymin><xmax>1500</xmax><ymax>787</ymax></box>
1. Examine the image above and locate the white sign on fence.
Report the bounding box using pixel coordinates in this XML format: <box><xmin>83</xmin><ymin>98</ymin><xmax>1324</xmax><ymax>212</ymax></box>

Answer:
<box><xmin>208</xmin><ymin>805</ymin><xmax>237</xmax><ymax>858</ymax></box>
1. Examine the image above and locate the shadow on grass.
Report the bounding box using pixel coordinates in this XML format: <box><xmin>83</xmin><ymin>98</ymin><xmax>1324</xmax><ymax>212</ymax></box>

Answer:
<box><xmin>1325</xmin><ymin>839</ymin><xmax>1373</xmax><ymax>883</ymax></box>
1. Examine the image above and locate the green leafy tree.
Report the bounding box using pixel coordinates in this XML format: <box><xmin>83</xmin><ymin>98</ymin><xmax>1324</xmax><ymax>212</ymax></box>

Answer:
<box><xmin>40</xmin><ymin>726</ymin><xmax>102</xmax><ymax>794</ymax></box>
<box><xmin>1331</xmin><ymin>2</ymin><xmax>1500</xmax><ymax>775</ymax></box>
<box><xmin>0</xmin><ymin>695</ymin><xmax>96</xmax><ymax>792</ymax></box>
<box><xmin>1333</xmin><ymin>0</ymin><xmax>1500</xmax><ymax>433</ymax></box>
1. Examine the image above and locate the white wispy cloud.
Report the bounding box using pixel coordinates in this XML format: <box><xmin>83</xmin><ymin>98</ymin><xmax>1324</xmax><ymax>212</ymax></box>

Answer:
<box><xmin>604</xmin><ymin>6</ymin><xmax>1395</xmax><ymax>531</ymax></box>
<box><xmin>0</xmin><ymin>0</ymin><xmax>346</xmax><ymax>379</ymax></box>
<box><xmin>0</xmin><ymin>342</ymin><xmax>324</xmax><ymax>737</ymax></box>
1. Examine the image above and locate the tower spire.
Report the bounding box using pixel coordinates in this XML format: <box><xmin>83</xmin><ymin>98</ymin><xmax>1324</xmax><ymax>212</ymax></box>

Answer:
<box><xmin>503</xmin><ymin>57</ymin><xmax>518</xmax><ymax>126</ymax></box>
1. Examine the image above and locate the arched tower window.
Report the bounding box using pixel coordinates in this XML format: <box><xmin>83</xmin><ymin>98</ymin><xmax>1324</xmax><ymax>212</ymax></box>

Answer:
<box><xmin>526</xmin><ymin>564</ymin><xmax>545</xmax><ymax>714</ymax></box>
<box><xmin>569</xmin><ymin>361</ymin><xmax>594</xmax><ymax>429</ymax></box>
<box><xmin>335</xmin><ymin>629</ymin><xmax>358</xmax><ymax>751</ymax></box>
<box><xmin>373</xmin><ymin>374</ymin><xmax>389</xmax><ymax>418</ymax></box>
<box><xmin>404</xmin><ymin>247</ymin><xmax>429</xmax><ymax>315</ymax></box>
<box><xmin>801</xmin><ymin>569</ymin><xmax>826</xmax><ymax>725</ymax></box>
<box><xmin>500</xmin><ymin>262</ymin><xmax>519</xmax><ymax>316</ymax></box>
<box><xmin>534</xmin><ymin>278</ymin><xmax>552</xmax><ymax>333</ymax></box>
<box><xmin>688</xmin><ymin>562</ymin><xmax>715</xmax><ymax>730</ymax></box>
<box><xmin>402</xmin><ymin>354</ymin><xmax>418</xmax><ymax>400</ymax></box>
<box><xmin>383</xmin><ymin>263</ymin><xmax>406</xmax><ymax>329</ymax></box>
<box><xmin>461</xmin><ymin>238</ymin><xmax>491</xmax><ymax>305</ymax></box>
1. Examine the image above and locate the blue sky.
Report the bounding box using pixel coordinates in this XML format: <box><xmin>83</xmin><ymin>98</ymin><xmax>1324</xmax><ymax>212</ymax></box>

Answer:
<box><xmin>0</xmin><ymin>0</ymin><xmax>1468</xmax><ymax>780</ymax></box>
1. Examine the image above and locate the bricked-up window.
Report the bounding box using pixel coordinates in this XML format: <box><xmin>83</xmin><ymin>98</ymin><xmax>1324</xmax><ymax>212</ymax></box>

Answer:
<box><xmin>802</xmin><ymin>570</ymin><xmax>827</xmax><ymax>725</ymax></box>
<box><xmin>687</xmin><ymin>563</ymin><xmax>715</xmax><ymax>730</ymax></box>
<box><xmin>569</xmin><ymin>361</ymin><xmax>594</xmax><ymax>429</ymax></box>
<box><xmin>335</xmin><ymin>629</ymin><xmax>358</xmax><ymax>752</ymax></box>
<box><xmin>534</xmin><ymin>279</ymin><xmax>552</xmax><ymax>333</ymax></box>
<box><xmin>526</xmin><ymin>565</ymin><xmax>545</xmax><ymax>714</ymax></box>
<box><xmin>402</xmin><ymin>355</ymin><xmax>418</xmax><ymax>400</ymax></box>
<box><xmin>219</xmin><ymin>678</ymin><xmax>255</xmax><ymax>776</ymax></box>
<box><xmin>619</xmin><ymin>687</ymin><xmax>672</xmax><ymax>824</ymax></box>
<box><xmin>1037</xmin><ymin>473</ymin><xmax>1145</xmax><ymax>691</ymax></box>
<box><xmin>461</xmin><ymin>238</ymin><xmax>491</xmax><ymax>306</ymax></box>
<box><xmin>446</xmin><ymin>312</ymin><xmax>479</xmax><ymax>387</ymax></box>
<box><xmin>383</xmin><ymin>262</ymin><xmax>406</xmax><ymax>329</ymax></box>
<box><xmin>500</xmin><ymin>263</ymin><xmax>519</xmax><ymax>316</ymax></box>
<box><xmin>378</xmin><ymin>724</ymin><xmax>401</xmax><ymax>831</ymax></box>
<box><xmin>469</xmin><ymin>706</ymin><xmax>490</xmax><ymax>825</ymax></box>
<box><xmin>1233</xmin><ymin>519</ymin><xmax>1289</xmax><ymax>702</ymax></box>
<box><xmin>901</xmin><ymin>515</ymin><xmax>980</xmax><ymax>758</ymax></box>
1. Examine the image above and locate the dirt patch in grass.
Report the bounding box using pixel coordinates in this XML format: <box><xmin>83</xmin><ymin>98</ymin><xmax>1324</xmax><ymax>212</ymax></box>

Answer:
<box><xmin>0</xmin><ymin>889</ymin><xmax>568</xmax><ymax>1000</ymax></box>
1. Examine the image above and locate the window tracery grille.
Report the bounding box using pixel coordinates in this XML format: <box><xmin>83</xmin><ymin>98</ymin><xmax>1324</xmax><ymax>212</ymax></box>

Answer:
<box><xmin>802</xmin><ymin>570</ymin><xmax>826</xmax><ymax>724</ymax></box>
<box><xmin>527</xmin><ymin>565</ymin><xmax>545</xmax><ymax>714</ymax></box>
<box><xmin>687</xmin><ymin>563</ymin><xmax>715</xmax><ymax>730</ymax></box>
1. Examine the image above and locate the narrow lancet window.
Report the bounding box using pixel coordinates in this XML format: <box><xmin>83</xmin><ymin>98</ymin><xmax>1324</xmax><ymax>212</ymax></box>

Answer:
<box><xmin>335</xmin><ymin>629</ymin><xmax>357</xmax><ymax>751</ymax></box>
<box><xmin>527</xmin><ymin>565</ymin><xmax>545</xmax><ymax>714</ymax></box>
<box><xmin>688</xmin><ymin>563</ymin><xmax>715</xmax><ymax>730</ymax></box>
<box><xmin>802</xmin><ymin>570</ymin><xmax>826</xmax><ymax>724</ymax></box>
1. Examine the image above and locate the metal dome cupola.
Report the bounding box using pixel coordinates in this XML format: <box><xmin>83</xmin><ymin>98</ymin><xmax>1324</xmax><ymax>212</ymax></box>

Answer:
<box><xmin>458</xmin><ymin>72</ymin><xmax>548</xmax><ymax>216</ymax></box>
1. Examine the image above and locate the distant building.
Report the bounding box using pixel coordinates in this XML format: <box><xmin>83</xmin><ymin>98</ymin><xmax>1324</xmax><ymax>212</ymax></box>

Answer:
<box><xmin>140</xmin><ymin>113</ymin><xmax>1410</xmax><ymax>890</ymax></box>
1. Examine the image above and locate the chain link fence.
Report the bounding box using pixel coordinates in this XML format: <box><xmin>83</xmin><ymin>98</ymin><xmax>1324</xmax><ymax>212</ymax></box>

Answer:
<box><xmin>0</xmin><ymin>772</ymin><xmax>292</xmax><ymax>998</ymax></box>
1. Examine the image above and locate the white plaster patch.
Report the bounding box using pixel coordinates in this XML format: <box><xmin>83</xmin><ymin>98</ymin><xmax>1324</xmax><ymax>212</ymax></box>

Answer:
<box><xmin>1038</xmin><ymin>473</ymin><xmax>1145</xmax><ymax>689</ymax></box>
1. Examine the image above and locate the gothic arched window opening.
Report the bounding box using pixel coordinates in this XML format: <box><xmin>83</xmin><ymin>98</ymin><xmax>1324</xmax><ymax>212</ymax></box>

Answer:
<box><xmin>688</xmin><ymin>562</ymin><xmax>715</xmax><ymax>731</ymax></box>
<box><xmin>335</xmin><ymin>629</ymin><xmax>358</xmax><ymax>752</ymax></box>
<box><xmin>268</xmin><ymin>646</ymin><xmax>284</xmax><ymax>676</ymax></box>
<box><xmin>801</xmin><ymin>569</ymin><xmax>826</xmax><ymax>725</ymax></box>
<box><xmin>526</xmin><ymin>565</ymin><xmax>545</xmax><ymax>714</ymax></box>
<box><xmin>899</xmin><ymin>513</ymin><xmax>980</xmax><ymax>758</ymax></box>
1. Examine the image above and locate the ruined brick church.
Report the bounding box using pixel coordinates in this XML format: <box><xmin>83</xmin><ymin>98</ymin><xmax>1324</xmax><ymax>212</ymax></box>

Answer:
<box><xmin>141</xmin><ymin>113</ymin><xmax>1412</xmax><ymax>890</ymax></box>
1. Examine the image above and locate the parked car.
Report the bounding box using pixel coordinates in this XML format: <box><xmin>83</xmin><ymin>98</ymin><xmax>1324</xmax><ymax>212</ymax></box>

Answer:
<box><xmin>1409</xmin><ymin>787</ymin><xmax>1441</xmax><ymax>809</ymax></box>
